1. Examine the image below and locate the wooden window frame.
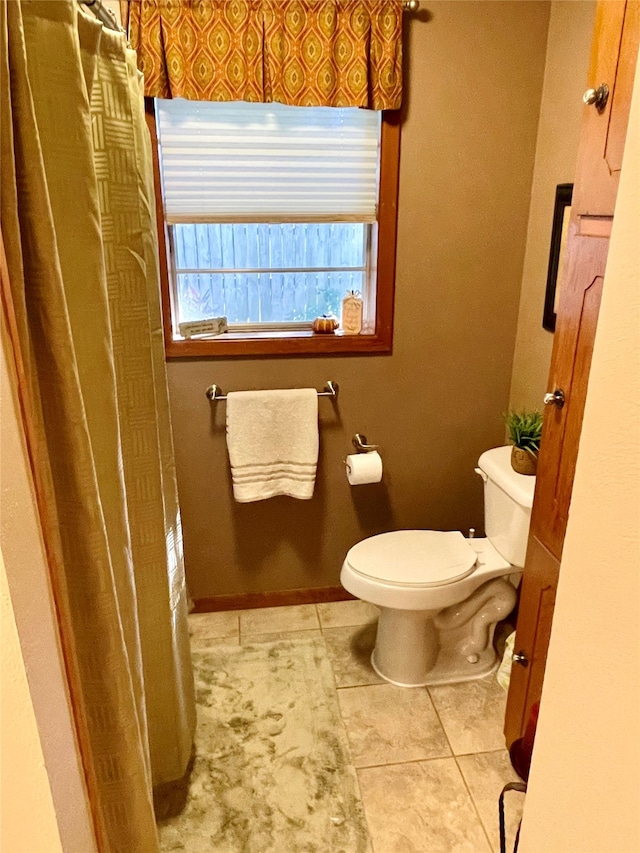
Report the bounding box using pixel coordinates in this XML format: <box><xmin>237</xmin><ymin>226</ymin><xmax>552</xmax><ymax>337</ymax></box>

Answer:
<box><xmin>145</xmin><ymin>99</ymin><xmax>400</xmax><ymax>358</ymax></box>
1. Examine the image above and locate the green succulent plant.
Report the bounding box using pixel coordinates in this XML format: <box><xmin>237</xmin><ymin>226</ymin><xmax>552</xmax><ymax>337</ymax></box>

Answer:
<box><xmin>504</xmin><ymin>410</ymin><xmax>543</xmax><ymax>457</ymax></box>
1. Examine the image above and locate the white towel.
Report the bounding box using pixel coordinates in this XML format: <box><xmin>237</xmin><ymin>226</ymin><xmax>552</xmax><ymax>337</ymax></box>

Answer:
<box><xmin>226</xmin><ymin>388</ymin><xmax>319</xmax><ymax>502</ymax></box>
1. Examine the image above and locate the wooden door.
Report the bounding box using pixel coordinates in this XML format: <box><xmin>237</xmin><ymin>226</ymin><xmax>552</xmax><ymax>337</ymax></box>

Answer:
<box><xmin>573</xmin><ymin>0</ymin><xmax>640</xmax><ymax>221</ymax></box>
<box><xmin>504</xmin><ymin>0</ymin><xmax>639</xmax><ymax>748</ymax></box>
<box><xmin>504</xmin><ymin>230</ymin><xmax>608</xmax><ymax>746</ymax></box>
<box><xmin>528</xmin><ymin>228</ymin><xmax>608</xmax><ymax>559</ymax></box>
<box><xmin>504</xmin><ymin>538</ymin><xmax>559</xmax><ymax>748</ymax></box>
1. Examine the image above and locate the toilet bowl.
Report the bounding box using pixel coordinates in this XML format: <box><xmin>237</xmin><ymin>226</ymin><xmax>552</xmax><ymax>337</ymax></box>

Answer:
<box><xmin>340</xmin><ymin>446</ymin><xmax>535</xmax><ymax>687</ymax></box>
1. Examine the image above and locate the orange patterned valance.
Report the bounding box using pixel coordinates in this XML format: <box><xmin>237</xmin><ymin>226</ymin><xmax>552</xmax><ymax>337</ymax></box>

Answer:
<box><xmin>128</xmin><ymin>0</ymin><xmax>403</xmax><ymax>110</ymax></box>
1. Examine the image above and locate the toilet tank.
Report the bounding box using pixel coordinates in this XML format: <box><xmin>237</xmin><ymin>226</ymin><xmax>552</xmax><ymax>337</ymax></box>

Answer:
<box><xmin>476</xmin><ymin>446</ymin><xmax>536</xmax><ymax>568</ymax></box>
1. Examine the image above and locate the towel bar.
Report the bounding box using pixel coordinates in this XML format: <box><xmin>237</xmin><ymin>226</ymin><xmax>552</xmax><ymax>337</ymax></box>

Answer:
<box><xmin>206</xmin><ymin>380</ymin><xmax>339</xmax><ymax>402</ymax></box>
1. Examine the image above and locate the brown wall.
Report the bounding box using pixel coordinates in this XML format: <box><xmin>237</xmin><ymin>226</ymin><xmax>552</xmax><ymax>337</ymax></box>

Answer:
<box><xmin>167</xmin><ymin>1</ymin><xmax>551</xmax><ymax>601</ymax></box>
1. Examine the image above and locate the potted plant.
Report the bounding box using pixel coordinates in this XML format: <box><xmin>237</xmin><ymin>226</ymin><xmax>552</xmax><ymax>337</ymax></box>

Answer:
<box><xmin>504</xmin><ymin>410</ymin><xmax>543</xmax><ymax>475</ymax></box>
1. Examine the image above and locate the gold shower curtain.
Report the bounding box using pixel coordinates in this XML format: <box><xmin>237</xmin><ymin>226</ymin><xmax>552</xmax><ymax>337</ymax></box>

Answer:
<box><xmin>0</xmin><ymin>1</ymin><xmax>195</xmax><ymax>849</ymax></box>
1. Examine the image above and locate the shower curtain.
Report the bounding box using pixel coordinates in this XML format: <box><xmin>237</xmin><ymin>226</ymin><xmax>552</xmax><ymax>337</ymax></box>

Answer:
<box><xmin>0</xmin><ymin>1</ymin><xmax>195</xmax><ymax>849</ymax></box>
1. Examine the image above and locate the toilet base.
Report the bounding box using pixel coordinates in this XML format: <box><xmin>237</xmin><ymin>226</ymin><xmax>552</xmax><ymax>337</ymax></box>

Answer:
<box><xmin>371</xmin><ymin>647</ymin><xmax>500</xmax><ymax>688</ymax></box>
<box><xmin>370</xmin><ymin>608</ymin><xmax>440</xmax><ymax>687</ymax></box>
<box><xmin>370</xmin><ymin>577</ymin><xmax>517</xmax><ymax>687</ymax></box>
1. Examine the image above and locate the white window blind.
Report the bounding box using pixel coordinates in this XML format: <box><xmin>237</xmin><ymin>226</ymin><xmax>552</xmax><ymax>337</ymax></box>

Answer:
<box><xmin>156</xmin><ymin>100</ymin><xmax>381</xmax><ymax>223</ymax></box>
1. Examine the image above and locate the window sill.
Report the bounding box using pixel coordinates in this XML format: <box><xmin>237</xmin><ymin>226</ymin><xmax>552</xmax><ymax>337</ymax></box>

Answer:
<box><xmin>165</xmin><ymin>328</ymin><xmax>392</xmax><ymax>358</ymax></box>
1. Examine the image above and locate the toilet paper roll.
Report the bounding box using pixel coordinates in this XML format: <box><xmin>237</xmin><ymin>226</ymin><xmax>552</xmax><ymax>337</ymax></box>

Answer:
<box><xmin>346</xmin><ymin>451</ymin><xmax>383</xmax><ymax>485</ymax></box>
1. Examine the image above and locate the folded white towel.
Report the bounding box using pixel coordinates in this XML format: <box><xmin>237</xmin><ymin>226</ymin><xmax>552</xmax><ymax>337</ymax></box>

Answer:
<box><xmin>226</xmin><ymin>388</ymin><xmax>319</xmax><ymax>502</ymax></box>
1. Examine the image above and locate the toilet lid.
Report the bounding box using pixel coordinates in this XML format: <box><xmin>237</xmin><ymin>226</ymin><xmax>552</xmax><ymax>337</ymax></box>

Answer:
<box><xmin>346</xmin><ymin>530</ymin><xmax>477</xmax><ymax>586</ymax></box>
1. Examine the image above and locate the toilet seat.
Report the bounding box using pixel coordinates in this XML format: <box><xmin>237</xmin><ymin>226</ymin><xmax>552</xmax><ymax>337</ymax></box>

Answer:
<box><xmin>345</xmin><ymin>530</ymin><xmax>477</xmax><ymax>587</ymax></box>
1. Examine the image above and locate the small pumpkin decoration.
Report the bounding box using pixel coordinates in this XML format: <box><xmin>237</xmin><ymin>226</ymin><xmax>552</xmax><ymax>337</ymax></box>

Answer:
<box><xmin>312</xmin><ymin>314</ymin><xmax>339</xmax><ymax>334</ymax></box>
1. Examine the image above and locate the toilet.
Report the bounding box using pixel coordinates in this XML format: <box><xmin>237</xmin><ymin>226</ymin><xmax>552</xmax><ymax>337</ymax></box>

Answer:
<box><xmin>340</xmin><ymin>446</ymin><xmax>535</xmax><ymax>687</ymax></box>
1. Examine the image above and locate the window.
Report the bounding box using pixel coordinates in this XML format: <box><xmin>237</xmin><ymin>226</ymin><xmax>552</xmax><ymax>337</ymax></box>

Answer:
<box><xmin>148</xmin><ymin>99</ymin><xmax>400</xmax><ymax>357</ymax></box>
<box><xmin>172</xmin><ymin>222</ymin><xmax>368</xmax><ymax>327</ymax></box>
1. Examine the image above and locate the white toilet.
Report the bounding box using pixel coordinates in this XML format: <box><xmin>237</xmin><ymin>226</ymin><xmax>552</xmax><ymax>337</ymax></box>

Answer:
<box><xmin>340</xmin><ymin>446</ymin><xmax>535</xmax><ymax>687</ymax></box>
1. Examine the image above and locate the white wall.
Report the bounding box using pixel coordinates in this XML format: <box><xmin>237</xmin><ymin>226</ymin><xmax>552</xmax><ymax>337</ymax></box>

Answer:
<box><xmin>520</xmin><ymin>50</ymin><xmax>640</xmax><ymax>852</ymax></box>
<box><xmin>0</xmin><ymin>323</ymin><xmax>97</xmax><ymax>852</ymax></box>
<box><xmin>1</xmin><ymin>549</ymin><xmax>63</xmax><ymax>853</ymax></box>
<box><xmin>509</xmin><ymin>1</ymin><xmax>595</xmax><ymax>411</ymax></box>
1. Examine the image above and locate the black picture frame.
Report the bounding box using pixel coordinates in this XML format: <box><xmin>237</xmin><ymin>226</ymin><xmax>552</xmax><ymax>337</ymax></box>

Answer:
<box><xmin>543</xmin><ymin>183</ymin><xmax>573</xmax><ymax>333</ymax></box>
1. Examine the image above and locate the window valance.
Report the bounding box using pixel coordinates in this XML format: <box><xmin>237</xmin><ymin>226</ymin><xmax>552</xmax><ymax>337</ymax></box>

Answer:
<box><xmin>128</xmin><ymin>0</ymin><xmax>403</xmax><ymax>110</ymax></box>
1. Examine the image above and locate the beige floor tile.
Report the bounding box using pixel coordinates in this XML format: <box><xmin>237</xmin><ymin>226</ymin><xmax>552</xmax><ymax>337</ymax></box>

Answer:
<box><xmin>188</xmin><ymin>611</ymin><xmax>239</xmax><ymax>642</ymax></box>
<box><xmin>337</xmin><ymin>683</ymin><xmax>450</xmax><ymax>768</ymax></box>
<box><xmin>457</xmin><ymin>750</ymin><xmax>524</xmax><ymax>853</ymax></box>
<box><xmin>317</xmin><ymin>599</ymin><xmax>379</xmax><ymax>629</ymax></box>
<box><xmin>358</xmin><ymin>759</ymin><xmax>491</xmax><ymax>853</ymax></box>
<box><xmin>428</xmin><ymin>676</ymin><xmax>508</xmax><ymax>755</ymax></box>
<box><xmin>190</xmin><ymin>635</ymin><xmax>240</xmax><ymax>651</ymax></box>
<box><xmin>241</xmin><ymin>628</ymin><xmax>323</xmax><ymax>645</ymax></box>
<box><xmin>323</xmin><ymin>624</ymin><xmax>383</xmax><ymax>688</ymax></box>
<box><xmin>238</xmin><ymin>603</ymin><xmax>320</xmax><ymax>636</ymax></box>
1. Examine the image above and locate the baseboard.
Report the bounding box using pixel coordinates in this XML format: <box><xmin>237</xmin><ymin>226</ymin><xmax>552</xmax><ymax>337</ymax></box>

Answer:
<box><xmin>192</xmin><ymin>586</ymin><xmax>355</xmax><ymax>613</ymax></box>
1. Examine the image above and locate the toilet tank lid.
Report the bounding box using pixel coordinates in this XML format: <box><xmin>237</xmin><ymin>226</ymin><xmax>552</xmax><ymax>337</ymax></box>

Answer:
<box><xmin>477</xmin><ymin>446</ymin><xmax>536</xmax><ymax>508</ymax></box>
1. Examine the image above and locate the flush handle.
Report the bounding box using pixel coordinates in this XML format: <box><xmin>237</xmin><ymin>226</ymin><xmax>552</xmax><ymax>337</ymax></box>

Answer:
<box><xmin>583</xmin><ymin>83</ymin><xmax>609</xmax><ymax>113</ymax></box>
<box><xmin>512</xmin><ymin>651</ymin><xmax>529</xmax><ymax>668</ymax></box>
<box><xmin>544</xmin><ymin>388</ymin><xmax>565</xmax><ymax>409</ymax></box>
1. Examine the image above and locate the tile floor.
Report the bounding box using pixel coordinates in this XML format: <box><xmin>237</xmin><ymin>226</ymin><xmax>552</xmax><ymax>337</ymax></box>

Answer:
<box><xmin>188</xmin><ymin>600</ymin><xmax>524</xmax><ymax>853</ymax></box>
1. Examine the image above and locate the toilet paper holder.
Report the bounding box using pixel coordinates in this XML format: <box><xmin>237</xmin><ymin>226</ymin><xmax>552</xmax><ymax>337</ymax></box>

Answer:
<box><xmin>352</xmin><ymin>433</ymin><xmax>380</xmax><ymax>453</ymax></box>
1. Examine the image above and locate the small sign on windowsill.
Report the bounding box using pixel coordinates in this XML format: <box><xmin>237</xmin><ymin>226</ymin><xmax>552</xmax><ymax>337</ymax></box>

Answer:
<box><xmin>341</xmin><ymin>291</ymin><xmax>363</xmax><ymax>335</ymax></box>
<box><xmin>178</xmin><ymin>317</ymin><xmax>228</xmax><ymax>339</ymax></box>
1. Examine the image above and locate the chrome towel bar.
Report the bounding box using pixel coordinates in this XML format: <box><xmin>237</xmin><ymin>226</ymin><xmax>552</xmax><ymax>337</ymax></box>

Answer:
<box><xmin>206</xmin><ymin>380</ymin><xmax>339</xmax><ymax>402</ymax></box>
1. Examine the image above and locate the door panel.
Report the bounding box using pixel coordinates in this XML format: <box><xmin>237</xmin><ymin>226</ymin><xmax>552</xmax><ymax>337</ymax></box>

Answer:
<box><xmin>530</xmin><ymin>228</ymin><xmax>608</xmax><ymax>559</ymax></box>
<box><xmin>573</xmin><ymin>1</ymin><xmax>640</xmax><ymax>217</ymax></box>
<box><xmin>505</xmin><ymin>536</ymin><xmax>559</xmax><ymax>747</ymax></box>
<box><xmin>505</xmin><ymin>230</ymin><xmax>607</xmax><ymax>748</ymax></box>
<box><xmin>606</xmin><ymin>0</ymin><xmax>640</xmax><ymax>172</ymax></box>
